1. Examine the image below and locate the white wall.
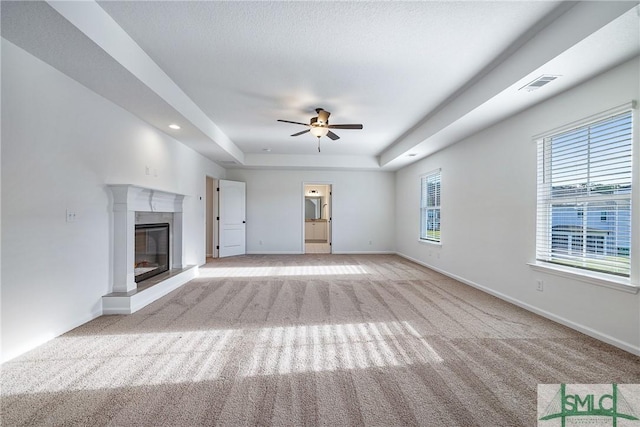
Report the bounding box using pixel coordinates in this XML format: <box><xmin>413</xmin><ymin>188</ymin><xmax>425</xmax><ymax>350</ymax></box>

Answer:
<box><xmin>396</xmin><ymin>57</ymin><xmax>640</xmax><ymax>355</ymax></box>
<box><xmin>226</xmin><ymin>169</ymin><xmax>395</xmax><ymax>254</ymax></box>
<box><xmin>0</xmin><ymin>40</ymin><xmax>226</xmax><ymax>362</ymax></box>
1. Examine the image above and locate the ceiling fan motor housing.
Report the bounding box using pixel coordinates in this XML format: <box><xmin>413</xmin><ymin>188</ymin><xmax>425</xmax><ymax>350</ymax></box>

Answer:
<box><xmin>316</xmin><ymin>108</ymin><xmax>330</xmax><ymax>125</ymax></box>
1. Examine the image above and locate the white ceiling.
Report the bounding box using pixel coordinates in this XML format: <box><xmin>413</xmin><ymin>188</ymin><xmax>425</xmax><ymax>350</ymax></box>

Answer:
<box><xmin>2</xmin><ymin>1</ymin><xmax>639</xmax><ymax>170</ymax></box>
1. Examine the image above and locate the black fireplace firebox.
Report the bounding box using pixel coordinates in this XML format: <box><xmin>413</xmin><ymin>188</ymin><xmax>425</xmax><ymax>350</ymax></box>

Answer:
<box><xmin>134</xmin><ymin>223</ymin><xmax>169</xmax><ymax>283</ymax></box>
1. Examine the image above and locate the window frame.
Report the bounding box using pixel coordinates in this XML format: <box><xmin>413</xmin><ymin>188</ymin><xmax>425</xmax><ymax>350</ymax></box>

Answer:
<box><xmin>533</xmin><ymin>102</ymin><xmax>638</xmax><ymax>291</ymax></box>
<box><xmin>420</xmin><ymin>169</ymin><xmax>442</xmax><ymax>244</ymax></box>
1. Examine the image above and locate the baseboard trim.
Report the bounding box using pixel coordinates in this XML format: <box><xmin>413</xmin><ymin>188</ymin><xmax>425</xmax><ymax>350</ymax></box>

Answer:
<box><xmin>332</xmin><ymin>251</ymin><xmax>396</xmax><ymax>255</ymax></box>
<box><xmin>246</xmin><ymin>250</ymin><xmax>396</xmax><ymax>255</ymax></box>
<box><xmin>1</xmin><ymin>308</ymin><xmax>103</xmax><ymax>364</ymax></box>
<box><xmin>396</xmin><ymin>252</ymin><xmax>640</xmax><ymax>356</ymax></box>
<box><xmin>246</xmin><ymin>251</ymin><xmax>304</xmax><ymax>255</ymax></box>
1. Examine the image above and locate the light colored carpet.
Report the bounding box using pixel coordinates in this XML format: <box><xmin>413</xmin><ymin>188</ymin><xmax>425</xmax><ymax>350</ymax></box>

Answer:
<box><xmin>1</xmin><ymin>254</ymin><xmax>638</xmax><ymax>426</ymax></box>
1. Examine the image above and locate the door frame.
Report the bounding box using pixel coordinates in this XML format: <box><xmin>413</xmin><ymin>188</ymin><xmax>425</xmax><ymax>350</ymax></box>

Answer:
<box><xmin>205</xmin><ymin>176</ymin><xmax>219</xmax><ymax>259</ymax></box>
<box><xmin>302</xmin><ymin>181</ymin><xmax>333</xmax><ymax>253</ymax></box>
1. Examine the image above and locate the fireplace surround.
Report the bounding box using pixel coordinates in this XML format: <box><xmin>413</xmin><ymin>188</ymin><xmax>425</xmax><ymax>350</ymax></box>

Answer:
<box><xmin>104</xmin><ymin>185</ymin><xmax>196</xmax><ymax>314</ymax></box>
<box><xmin>108</xmin><ymin>184</ymin><xmax>185</xmax><ymax>293</ymax></box>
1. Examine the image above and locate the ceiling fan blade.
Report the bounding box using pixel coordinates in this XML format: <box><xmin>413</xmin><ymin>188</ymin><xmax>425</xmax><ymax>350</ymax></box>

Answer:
<box><xmin>291</xmin><ymin>129</ymin><xmax>311</xmax><ymax>137</ymax></box>
<box><xmin>328</xmin><ymin>124</ymin><xmax>363</xmax><ymax>130</ymax></box>
<box><xmin>278</xmin><ymin>119</ymin><xmax>309</xmax><ymax>126</ymax></box>
<box><xmin>327</xmin><ymin>131</ymin><xmax>340</xmax><ymax>140</ymax></box>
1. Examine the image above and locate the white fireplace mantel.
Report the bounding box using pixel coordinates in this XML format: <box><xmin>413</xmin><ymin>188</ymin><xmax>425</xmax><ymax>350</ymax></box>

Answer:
<box><xmin>109</xmin><ymin>184</ymin><xmax>185</xmax><ymax>214</ymax></box>
<box><xmin>108</xmin><ymin>184</ymin><xmax>186</xmax><ymax>294</ymax></box>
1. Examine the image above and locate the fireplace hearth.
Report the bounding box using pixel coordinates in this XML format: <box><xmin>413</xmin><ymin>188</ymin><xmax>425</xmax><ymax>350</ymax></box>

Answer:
<box><xmin>135</xmin><ymin>223</ymin><xmax>169</xmax><ymax>282</ymax></box>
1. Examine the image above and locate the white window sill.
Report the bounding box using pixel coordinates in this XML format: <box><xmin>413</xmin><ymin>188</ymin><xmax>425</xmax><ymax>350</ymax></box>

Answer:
<box><xmin>528</xmin><ymin>262</ymin><xmax>639</xmax><ymax>294</ymax></box>
<box><xmin>418</xmin><ymin>238</ymin><xmax>442</xmax><ymax>247</ymax></box>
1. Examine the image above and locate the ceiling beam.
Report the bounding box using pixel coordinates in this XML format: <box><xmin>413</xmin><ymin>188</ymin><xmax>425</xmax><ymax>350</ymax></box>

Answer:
<box><xmin>241</xmin><ymin>154</ymin><xmax>381</xmax><ymax>171</ymax></box>
<box><xmin>46</xmin><ymin>0</ymin><xmax>245</xmax><ymax>165</ymax></box>
<box><xmin>379</xmin><ymin>1</ymin><xmax>638</xmax><ymax>168</ymax></box>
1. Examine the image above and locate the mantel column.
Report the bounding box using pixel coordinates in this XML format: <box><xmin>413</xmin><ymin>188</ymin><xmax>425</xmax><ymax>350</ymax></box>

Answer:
<box><xmin>113</xmin><ymin>208</ymin><xmax>136</xmax><ymax>293</ymax></box>
<box><xmin>172</xmin><ymin>212</ymin><xmax>184</xmax><ymax>269</ymax></box>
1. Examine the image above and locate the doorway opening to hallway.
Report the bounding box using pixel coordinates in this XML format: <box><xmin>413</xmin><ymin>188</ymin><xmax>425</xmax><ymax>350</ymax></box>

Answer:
<box><xmin>304</xmin><ymin>183</ymin><xmax>331</xmax><ymax>254</ymax></box>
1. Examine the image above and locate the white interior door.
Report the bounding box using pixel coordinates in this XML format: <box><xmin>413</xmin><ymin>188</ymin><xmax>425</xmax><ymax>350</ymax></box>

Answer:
<box><xmin>218</xmin><ymin>179</ymin><xmax>246</xmax><ymax>257</ymax></box>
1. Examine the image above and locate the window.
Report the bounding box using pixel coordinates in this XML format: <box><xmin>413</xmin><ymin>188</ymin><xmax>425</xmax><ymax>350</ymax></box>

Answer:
<box><xmin>536</xmin><ymin>109</ymin><xmax>633</xmax><ymax>277</ymax></box>
<box><xmin>420</xmin><ymin>169</ymin><xmax>441</xmax><ymax>243</ymax></box>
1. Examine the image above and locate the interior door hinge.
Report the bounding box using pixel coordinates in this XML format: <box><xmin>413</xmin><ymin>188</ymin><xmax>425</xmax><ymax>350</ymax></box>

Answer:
<box><xmin>216</xmin><ymin>217</ymin><xmax>220</xmax><ymax>221</ymax></box>
<box><xmin>217</xmin><ymin>188</ymin><xmax>219</xmax><ymax>192</ymax></box>
<box><xmin>216</xmin><ymin>245</ymin><xmax>219</xmax><ymax>250</ymax></box>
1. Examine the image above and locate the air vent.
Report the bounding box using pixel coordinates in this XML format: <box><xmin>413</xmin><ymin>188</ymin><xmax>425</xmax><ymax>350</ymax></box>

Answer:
<box><xmin>519</xmin><ymin>75</ymin><xmax>560</xmax><ymax>92</ymax></box>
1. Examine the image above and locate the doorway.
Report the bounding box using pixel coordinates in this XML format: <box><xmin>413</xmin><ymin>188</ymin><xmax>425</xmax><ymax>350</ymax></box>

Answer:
<box><xmin>304</xmin><ymin>183</ymin><xmax>331</xmax><ymax>254</ymax></box>
<box><xmin>206</xmin><ymin>177</ymin><xmax>247</xmax><ymax>259</ymax></box>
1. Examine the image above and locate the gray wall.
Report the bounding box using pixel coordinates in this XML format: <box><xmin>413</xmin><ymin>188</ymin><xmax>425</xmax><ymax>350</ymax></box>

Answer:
<box><xmin>226</xmin><ymin>169</ymin><xmax>396</xmax><ymax>254</ymax></box>
<box><xmin>395</xmin><ymin>57</ymin><xmax>640</xmax><ymax>354</ymax></box>
<box><xmin>1</xmin><ymin>40</ymin><xmax>226</xmax><ymax>362</ymax></box>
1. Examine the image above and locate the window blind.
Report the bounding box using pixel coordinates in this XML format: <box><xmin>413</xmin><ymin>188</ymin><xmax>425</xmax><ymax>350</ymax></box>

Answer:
<box><xmin>536</xmin><ymin>110</ymin><xmax>633</xmax><ymax>277</ymax></box>
<box><xmin>420</xmin><ymin>169</ymin><xmax>441</xmax><ymax>242</ymax></box>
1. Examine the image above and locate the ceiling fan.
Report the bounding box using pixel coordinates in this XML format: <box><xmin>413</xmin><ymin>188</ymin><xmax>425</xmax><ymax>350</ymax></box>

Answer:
<box><xmin>278</xmin><ymin>108</ymin><xmax>363</xmax><ymax>152</ymax></box>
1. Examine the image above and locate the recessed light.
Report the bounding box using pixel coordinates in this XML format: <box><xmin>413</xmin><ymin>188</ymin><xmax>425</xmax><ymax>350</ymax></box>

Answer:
<box><xmin>169</xmin><ymin>124</ymin><xmax>181</xmax><ymax>130</ymax></box>
<box><xmin>407</xmin><ymin>153</ymin><xmax>418</xmax><ymax>157</ymax></box>
<box><xmin>263</xmin><ymin>148</ymin><xmax>272</xmax><ymax>152</ymax></box>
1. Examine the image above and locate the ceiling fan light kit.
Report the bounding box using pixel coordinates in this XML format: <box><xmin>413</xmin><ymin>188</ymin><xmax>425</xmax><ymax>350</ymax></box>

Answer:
<box><xmin>310</xmin><ymin>126</ymin><xmax>329</xmax><ymax>138</ymax></box>
<box><xmin>277</xmin><ymin>108</ymin><xmax>363</xmax><ymax>152</ymax></box>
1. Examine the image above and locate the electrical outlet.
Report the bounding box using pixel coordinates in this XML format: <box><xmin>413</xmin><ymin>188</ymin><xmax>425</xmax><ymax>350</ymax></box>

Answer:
<box><xmin>368</xmin><ymin>240</ymin><xmax>372</xmax><ymax>245</ymax></box>
<box><xmin>536</xmin><ymin>280</ymin><xmax>544</xmax><ymax>292</ymax></box>
<box><xmin>259</xmin><ymin>240</ymin><xmax>263</xmax><ymax>245</ymax></box>
<box><xmin>66</xmin><ymin>209</ymin><xmax>77</xmax><ymax>223</ymax></box>
<box><xmin>145</xmin><ymin>165</ymin><xmax>150</xmax><ymax>175</ymax></box>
